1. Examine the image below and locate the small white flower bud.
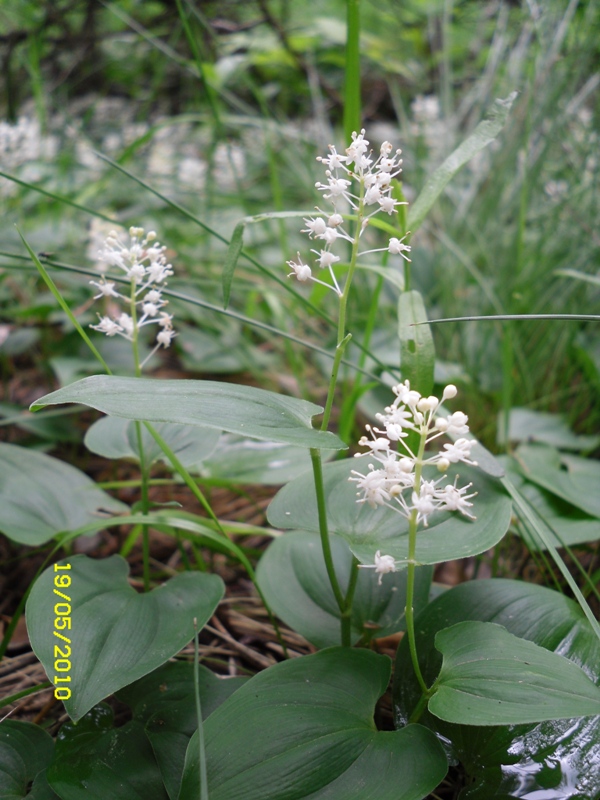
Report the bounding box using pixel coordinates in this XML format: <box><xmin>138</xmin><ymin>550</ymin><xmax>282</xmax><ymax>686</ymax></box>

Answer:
<box><xmin>437</xmin><ymin>457</ymin><xmax>450</xmax><ymax>472</ymax></box>
<box><xmin>442</xmin><ymin>384</ymin><xmax>458</xmax><ymax>400</ymax></box>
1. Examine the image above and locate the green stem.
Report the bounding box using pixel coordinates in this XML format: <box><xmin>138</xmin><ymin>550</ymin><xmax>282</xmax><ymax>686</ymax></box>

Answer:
<box><xmin>404</xmin><ymin>432</ymin><xmax>429</xmax><ymax>695</ymax></box>
<box><xmin>130</xmin><ymin>282</ymin><xmax>151</xmax><ymax>591</ymax></box>
<box><xmin>310</xmin><ymin>448</ymin><xmax>345</xmax><ymax>613</ymax></box>
<box><xmin>144</xmin><ymin>423</ymin><xmax>289</xmax><ymax>658</ymax></box>
<box><xmin>314</xmin><ymin>193</ymin><xmax>367</xmax><ymax>643</ymax></box>
<box><xmin>134</xmin><ymin>421</ymin><xmax>151</xmax><ymax>592</ymax></box>
<box><xmin>340</xmin><ymin>556</ymin><xmax>360</xmax><ymax>645</ymax></box>
<box><xmin>193</xmin><ymin>619</ymin><xmax>210</xmax><ymax>800</ymax></box>
<box><xmin>407</xmin><ymin>689</ymin><xmax>430</xmax><ymax>724</ymax></box>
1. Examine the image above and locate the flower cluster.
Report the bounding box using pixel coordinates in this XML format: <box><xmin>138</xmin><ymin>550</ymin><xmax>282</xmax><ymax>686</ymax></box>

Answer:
<box><xmin>89</xmin><ymin>227</ymin><xmax>176</xmax><ymax>356</ymax></box>
<box><xmin>350</xmin><ymin>381</ymin><xmax>478</xmax><ymax>583</ymax></box>
<box><xmin>287</xmin><ymin>130</ymin><xmax>411</xmax><ymax>296</ymax></box>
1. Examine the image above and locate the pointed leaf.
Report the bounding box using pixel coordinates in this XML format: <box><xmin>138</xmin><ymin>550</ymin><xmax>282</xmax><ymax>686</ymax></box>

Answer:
<box><xmin>26</xmin><ymin>555</ymin><xmax>224</xmax><ymax>721</ymax></box>
<box><xmin>118</xmin><ymin>663</ymin><xmax>245</xmax><ymax>800</ymax></box>
<box><xmin>195</xmin><ymin>433</ymin><xmax>322</xmax><ymax>484</ymax></box>
<box><xmin>399</xmin><ymin>290</ymin><xmax>434</xmax><ymax>397</ymax></box>
<box><xmin>31</xmin><ymin>375</ymin><xmax>345</xmax><ymax>450</ymax></box>
<box><xmin>256</xmin><ymin>530</ymin><xmax>432</xmax><ymax>647</ymax></box>
<box><xmin>222</xmin><ymin>220</ymin><xmax>245</xmax><ymax>310</ymax></box>
<box><xmin>393</xmin><ymin>579</ymin><xmax>600</xmax><ymax>798</ymax></box>
<box><xmin>515</xmin><ymin>443</ymin><xmax>600</xmax><ymax>517</ymax></box>
<box><xmin>430</xmin><ymin>620</ymin><xmax>600</xmax><ymax>725</ymax></box>
<box><xmin>498</xmin><ymin>407</ymin><xmax>600</xmax><ymax>451</ymax></box>
<box><xmin>84</xmin><ymin>416</ymin><xmax>221</xmax><ymax>469</ymax></box>
<box><xmin>0</xmin><ymin>721</ymin><xmax>56</xmax><ymax>800</ymax></box>
<box><xmin>407</xmin><ymin>92</ymin><xmax>517</xmax><ymax>232</ymax></box>
<box><xmin>267</xmin><ymin>459</ymin><xmax>512</xmax><ymax>565</ymax></box>
<box><xmin>0</xmin><ymin>443</ymin><xmax>127</xmax><ymax>546</ymax></box>
<box><xmin>47</xmin><ymin>707</ymin><xmax>168</xmax><ymax>800</ymax></box>
<box><xmin>177</xmin><ymin>648</ymin><xmax>447</xmax><ymax>799</ymax></box>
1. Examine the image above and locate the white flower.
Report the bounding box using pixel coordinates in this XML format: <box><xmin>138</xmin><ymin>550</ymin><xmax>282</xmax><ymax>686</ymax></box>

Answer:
<box><xmin>89</xmin><ymin>280</ymin><xmax>119</xmax><ymax>299</ymax></box>
<box><xmin>438</xmin><ymin>482</ymin><xmax>476</xmax><ymax>519</ymax></box>
<box><xmin>445</xmin><ymin>411</ymin><xmax>470</xmax><ymax>436</ymax></box>
<box><xmin>378</xmin><ymin>196</ymin><xmax>400</xmax><ymax>214</ymax></box>
<box><xmin>145</xmin><ymin>289</ymin><xmax>163</xmax><ymax>304</ymax></box>
<box><xmin>142</xmin><ymin>302</ymin><xmax>159</xmax><ymax>317</ymax></box>
<box><xmin>358</xmin><ymin>551</ymin><xmax>398</xmax><ymax>585</ymax></box>
<box><xmin>157</xmin><ymin>328</ymin><xmax>176</xmax><ymax>348</ymax></box>
<box><xmin>118</xmin><ymin>313</ymin><xmax>134</xmax><ymax>337</ymax></box>
<box><xmin>90</xmin><ymin>316</ymin><xmax>122</xmax><ymax>336</ymax></box>
<box><xmin>351</xmin><ymin>381</ymin><xmax>478</xmax><ymax>529</ymax></box>
<box><xmin>126</xmin><ymin>263</ymin><xmax>146</xmax><ymax>284</ymax></box>
<box><xmin>158</xmin><ymin>312</ymin><xmax>174</xmax><ymax>328</ymax></box>
<box><xmin>287</xmin><ymin>254</ymin><xmax>312</xmax><ymax>282</ymax></box>
<box><xmin>350</xmin><ymin>468</ymin><xmax>390</xmax><ymax>508</ymax></box>
<box><xmin>302</xmin><ymin>217</ymin><xmax>327</xmax><ymax>238</ymax></box>
<box><xmin>314</xmin><ymin>250</ymin><xmax>340</xmax><ymax>269</ymax></box>
<box><xmin>388</xmin><ymin>236</ymin><xmax>412</xmax><ymax>261</ymax></box>
<box><xmin>442</xmin><ymin>438</ymin><xmax>477</xmax><ymax>465</ymax></box>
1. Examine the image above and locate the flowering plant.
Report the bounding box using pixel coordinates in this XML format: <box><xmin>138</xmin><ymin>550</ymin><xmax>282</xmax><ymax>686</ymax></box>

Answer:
<box><xmin>89</xmin><ymin>226</ymin><xmax>176</xmax><ymax>368</ymax></box>
<box><xmin>10</xmin><ymin>122</ymin><xmax>600</xmax><ymax>800</ymax></box>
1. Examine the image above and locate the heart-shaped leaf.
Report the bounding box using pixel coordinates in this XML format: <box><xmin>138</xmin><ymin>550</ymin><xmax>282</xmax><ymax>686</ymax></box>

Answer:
<box><xmin>429</xmin><ymin>620</ymin><xmax>600</xmax><ymax>725</ymax></box>
<box><xmin>0</xmin><ymin>443</ymin><xmax>127</xmax><ymax>546</ymax></box>
<box><xmin>0</xmin><ymin>721</ymin><xmax>57</xmax><ymax>800</ymax></box>
<box><xmin>175</xmin><ymin>647</ymin><xmax>447</xmax><ymax>799</ymax></box>
<box><xmin>47</xmin><ymin>706</ymin><xmax>168</xmax><ymax>800</ymax></box>
<box><xmin>84</xmin><ymin>416</ymin><xmax>221</xmax><ymax>469</ymax></box>
<box><xmin>26</xmin><ymin>555</ymin><xmax>224</xmax><ymax>721</ymax></box>
<box><xmin>30</xmin><ymin>375</ymin><xmax>345</xmax><ymax>450</ymax></box>
<box><xmin>393</xmin><ymin>579</ymin><xmax>600</xmax><ymax>798</ymax></box>
<box><xmin>267</xmin><ymin>459</ymin><xmax>512</xmax><ymax>565</ymax></box>
<box><xmin>256</xmin><ymin>530</ymin><xmax>433</xmax><ymax>647</ymax></box>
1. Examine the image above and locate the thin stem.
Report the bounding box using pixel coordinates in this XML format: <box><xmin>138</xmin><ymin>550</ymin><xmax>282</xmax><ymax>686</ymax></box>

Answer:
<box><xmin>144</xmin><ymin>423</ymin><xmax>289</xmax><ymax>657</ymax></box>
<box><xmin>310</xmin><ymin>448</ymin><xmax>345</xmax><ymax>615</ymax></box>
<box><xmin>407</xmin><ymin>689</ymin><xmax>430</xmax><ymax>724</ymax></box>
<box><xmin>314</xmin><ymin>187</ymin><xmax>367</xmax><ymax>643</ymax></box>
<box><xmin>130</xmin><ymin>281</ymin><xmax>151</xmax><ymax>590</ymax></box>
<box><xmin>193</xmin><ymin>618</ymin><xmax>210</xmax><ymax>800</ymax></box>
<box><xmin>404</xmin><ymin>431</ymin><xmax>429</xmax><ymax>695</ymax></box>
<box><xmin>340</xmin><ymin>555</ymin><xmax>360</xmax><ymax>646</ymax></box>
<box><xmin>134</xmin><ymin>421</ymin><xmax>151</xmax><ymax>592</ymax></box>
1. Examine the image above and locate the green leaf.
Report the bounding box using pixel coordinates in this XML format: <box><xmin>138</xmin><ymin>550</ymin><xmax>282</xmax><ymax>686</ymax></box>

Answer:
<box><xmin>256</xmin><ymin>530</ymin><xmax>432</xmax><ymax>648</ymax></box>
<box><xmin>47</xmin><ymin>707</ymin><xmax>168</xmax><ymax>800</ymax></box>
<box><xmin>26</xmin><ymin>555</ymin><xmax>224</xmax><ymax>721</ymax></box>
<box><xmin>407</xmin><ymin>92</ymin><xmax>517</xmax><ymax>233</ymax></box>
<box><xmin>31</xmin><ymin>375</ymin><xmax>345</xmax><ymax>451</ymax></box>
<box><xmin>0</xmin><ymin>443</ymin><xmax>127</xmax><ymax>546</ymax></box>
<box><xmin>515</xmin><ymin>443</ymin><xmax>600</xmax><ymax>518</ymax></box>
<box><xmin>222</xmin><ymin>220</ymin><xmax>245</xmax><ymax>310</ymax></box>
<box><xmin>196</xmin><ymin>433</ymin><xmax>327</xmax><ymax>484</ymax></box>
<box><xmin>393</xmin><ymin>579</ymin><xmax>600</xmax><ymax>798</ymax></box>
<box><xmin>267</xmin><ymin>459</ymin><xmax>512</xmax><ymax>565</ymax></box>
<box><xmin>399</xmin><ymin>290</ymin><xmax>434</xmax><ymax>397</ymax></box>
<box><xmin>84</xmin><ymin>416</ymin><xmax>221</xmax><ymax>469</ymax></box>
<box><xmin>501</xmin><ymin>457</ymin><xmax>600</xmax><ymax>549</ymax></box>
<box><xmin>0</xmin><ymin>721</ymin><xmax>56</xmax><ymax>800</ymax></box>
<box><xmin>118</xmin><ymin>662</ymin><xmax>245</xmax><ymax>800</ymax></box>
<box><xmin>430</xmin><ymin>620</ymin><xmax>600</xmax><ymax>725</ymax></box>
<box><xmin>176</xmin><ymin>648</ymin><xmax>447</xmax><ymax>799</ymax></box>
<box><xmin>498</xmin><ymin>407</ymin><xmax>600</xmax><ymax>451</ymax></box>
